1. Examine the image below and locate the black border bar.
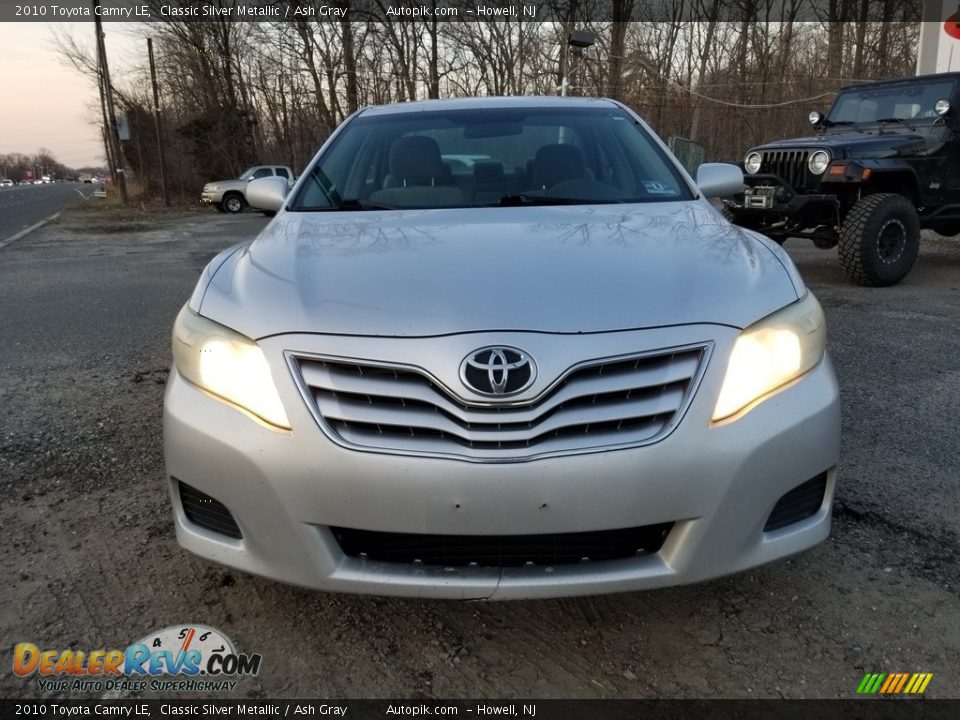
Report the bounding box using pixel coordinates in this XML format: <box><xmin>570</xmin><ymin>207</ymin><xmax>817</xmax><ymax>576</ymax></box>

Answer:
<box><xmin>1</xmin><ymin>699</ymin><xmax>959</xmax><ymax>719</ymax></box>
<box><xmin>0</xmin><ymin>0</ymin><xmax>926</xmax><ymax>24</ymax></box>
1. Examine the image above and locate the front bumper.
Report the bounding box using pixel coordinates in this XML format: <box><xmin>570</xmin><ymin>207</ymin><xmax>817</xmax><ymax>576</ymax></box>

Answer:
<box><xmin>728</xmin><ymin>174</ymin><xmax>840</xmax><ymax>234</ymax></box>
<box><xmin>163</xmin><ymin>327</ymin><xmax>841</xmax><ymax>600</ymax></box>
<box><xmin>200</xmin><ymin>192</ymin><xmax>222</xmax><ymax>204</ymax></box>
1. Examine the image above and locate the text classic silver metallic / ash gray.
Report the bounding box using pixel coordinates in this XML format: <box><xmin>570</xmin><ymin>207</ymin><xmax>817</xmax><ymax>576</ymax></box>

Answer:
<box><xmin>164</xmin><ymin>97</ymin><xmax>840</xmax><ymax>600</ymax></box>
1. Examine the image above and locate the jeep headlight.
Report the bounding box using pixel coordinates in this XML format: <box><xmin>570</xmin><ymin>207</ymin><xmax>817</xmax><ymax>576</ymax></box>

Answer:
<box><xmin>712</xmin><ymin>293</ymin><xmax>826</xmax><ymax>422</ymax></box>
<box><xmin>172</xmin><ymin>305</ymin><xmax>290</xmax><ymax>429</ymax></box>
<box><xmin>808</xmin><ymin>151</ymin><xmax>830</xmax><ymax>175</ymax></box>
<box><xmin>744</xmin><ymin>152</ymin><xmax>762</xmax><ymax>175</ymax></box>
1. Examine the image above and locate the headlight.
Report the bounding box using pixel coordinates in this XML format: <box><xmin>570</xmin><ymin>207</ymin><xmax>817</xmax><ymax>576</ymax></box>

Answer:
<box><xmin>172</xmin><ymin>305</ymin><xmax>290</xmax><ymax>429</ymax></box>
<box><xmin>206</xmin><ymin>184</ymin><xmax>218</xmax><ymax>191</ymax></box>
<box><xmin>712</xmin><ymin>293</ymin><xmax>826</xmax><ymax>422</ymax></box>
<box><xmin>743</xmin><ymin>152</ymin><xmax>762</xmax><ymax>175</ymax></box>
<box><xmin>808</xmin><ymin>150</ymin><xmax>830</xmax><ymax>175</ymax></box>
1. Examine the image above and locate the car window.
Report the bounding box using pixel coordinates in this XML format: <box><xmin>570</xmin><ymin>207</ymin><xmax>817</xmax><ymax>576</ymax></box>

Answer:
<box><xmin>292</xmin><ymin>106</ymin><xmax>692</xmax><ymax>210</ymax></box>
<box><xmin>829</xmin><ymin>80</ymin><xmax>956</xmax><ymax>123</ymax></box>
<box><xmin>252</xmin><ymin>168</ymin><xmax>273</xmax><ymax>179</ymax></box>
<box><xmin>275</xmin><ymin>168</ymin><xmax>290</xmax><ymax>179</ymax></box>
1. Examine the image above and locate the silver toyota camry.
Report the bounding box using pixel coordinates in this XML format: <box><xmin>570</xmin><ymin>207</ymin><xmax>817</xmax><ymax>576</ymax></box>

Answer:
<box><xmin>164</xmin><ymin>97</ymin><xmax>840</xmax><ymax>599</ymax></box>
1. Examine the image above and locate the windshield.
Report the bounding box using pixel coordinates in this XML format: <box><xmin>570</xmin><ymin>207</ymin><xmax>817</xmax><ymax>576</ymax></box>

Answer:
<box><xmin>291</xmin><ymin>106</ymin><xmax>693</xmax><ymax>210</ymax></box>
<box><xmin>827</xmin><ymin>80</ymin><xmax>955</xmax><ymax>126</ymax></box>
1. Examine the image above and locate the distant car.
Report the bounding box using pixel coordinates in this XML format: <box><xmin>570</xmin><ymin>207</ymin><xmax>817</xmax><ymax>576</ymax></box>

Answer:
<box><xmin>201</xmin><ymin>165</ymin><xmax>295</xmax><ymax>214</ymax></box>
<box><xmin>728</xmin><ymin>72</ymin><xmax>960</xmax><ymax>286</ymax></box>
<box><xmin>82</xmin><ymin>179</ymin><xmax>93</xmax><ymax>184</ymax></box>
<box><xmin>166</xmin><ymin>97</ymin><xmax>840</xmax><ymax>599</ymax></box>
<box><xmin>19</xmin><ymin>180</ymin><xmax>32</xmax><ymax>186</ymax></box>
<box><xmin>0</xmin><ymin>179</ymin><xmax>12</xmax><ymax>187</ymax></box>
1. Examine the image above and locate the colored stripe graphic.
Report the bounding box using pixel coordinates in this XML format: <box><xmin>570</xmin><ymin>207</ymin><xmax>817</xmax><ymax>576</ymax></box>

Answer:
<box><xmin>858</xmin><ymin>672</ymin><xmax>932</xmax><ymax>694</ymax></box>
<box><xmin>857</xmin><ymin>673</ymin><xmax>886</xmax><ymax>694</ymax></box>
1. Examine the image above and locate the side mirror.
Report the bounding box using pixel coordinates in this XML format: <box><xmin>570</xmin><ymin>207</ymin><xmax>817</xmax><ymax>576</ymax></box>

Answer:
<box><xmin>696</xmin><ymin>163</ymin><xmax>743</xmax><ymax>199</ymax></box>
<box><xmin>809</xmin><ymin>110</ymin><xmax>824</xmax><ymax>126</ymax></box>
<box><xmin>247</xmin><ymin>177</ymin><xmax>288</xmax><ymax>212</ymax></box>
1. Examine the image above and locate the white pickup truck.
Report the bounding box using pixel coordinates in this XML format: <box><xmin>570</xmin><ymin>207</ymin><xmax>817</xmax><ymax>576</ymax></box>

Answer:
<box><xmin>201</xmin><ymin>165</ymin><xmax>295</xmax><ymax>214</ymax></box>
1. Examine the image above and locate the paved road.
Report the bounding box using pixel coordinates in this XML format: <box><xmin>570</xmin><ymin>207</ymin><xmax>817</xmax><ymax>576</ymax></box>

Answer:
<box><xmin>0</xmin><ymin>182</ymin><xmax>94</xmax><ymax>243</ymax></box>
<box><xmin>0</xmin><ymin>208</ymin><xmax>957</xmax><ymax>699</ymax></box>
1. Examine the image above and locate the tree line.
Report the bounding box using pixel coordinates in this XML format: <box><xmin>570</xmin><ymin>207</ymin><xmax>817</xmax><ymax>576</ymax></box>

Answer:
<box><xmin>0</xmin><ymin>150</ymin><xmax>81</xmax><ymax>183</ymax></box>
<box><xmin>59</xmin><ymin>0</ymin><xmax>921</xmax><ymax>200</ymax></box>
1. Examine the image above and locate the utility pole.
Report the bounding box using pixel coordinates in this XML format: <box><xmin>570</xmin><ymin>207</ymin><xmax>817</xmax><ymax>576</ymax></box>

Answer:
<box><xmin>148</xmin><ymin>38</ymin><xmax>170</xmax><ymax>207</ymax></box>
<box><xmin>93</xmin><ymin>0</ymin><xmax>128</xmax><ymax>204</ymax></box>
<box><xmin>95</xmin><ymin>31</ymin><xmax>115</xmax><ymax>183</ymax></box>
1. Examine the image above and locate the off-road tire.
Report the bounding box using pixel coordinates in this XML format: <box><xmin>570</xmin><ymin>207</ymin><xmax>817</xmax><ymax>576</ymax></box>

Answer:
<box><xmin>838</xmin><ymin>193</ymin><xmax>919</xmax><ymax>287</ymax></box>
<box><xmin>223</xmin><ymin>193</ymin><xmax>246</xmax><ymax>214</ymax></box>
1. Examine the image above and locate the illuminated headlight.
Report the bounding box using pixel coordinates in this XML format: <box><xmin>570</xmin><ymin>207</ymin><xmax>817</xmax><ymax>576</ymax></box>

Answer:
<box><xmin>808</xmin><ymin>151</ymin><xmax>830</xmax><ymax>175</ymax></box>
<box><xmin>744</xmin><ymin>152</ymin><xmax>762</xmax><ymax>175</ymax></box>
<box><xmin>172</xmin><ymin>305</ymin><xmax>290</xmax><ymax>429</ymax></box>
<box><xmin>712</xmin><ymin>293</ymin><xmax>826</xmax><ymax>422</ymax></box>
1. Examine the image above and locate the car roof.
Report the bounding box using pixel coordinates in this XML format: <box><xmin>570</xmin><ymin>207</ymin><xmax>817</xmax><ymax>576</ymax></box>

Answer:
<box><xmin>358</xmin><ymin>96</ymin><xmax>622</xmax><ymax>117</ymax></box>
<box><xmin>840</xmin><ymin>72</ymin><xmax>960</xmax><ymax>92</ymax></box>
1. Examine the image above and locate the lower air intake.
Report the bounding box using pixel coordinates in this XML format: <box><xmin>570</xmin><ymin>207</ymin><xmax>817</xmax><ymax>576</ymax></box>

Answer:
<box><xmin>178</xmin><ymin>480</ymin><xmax>242</xmax><ymax>539</ymax></box>
<box><xmin>332</xmin><ymin>523</ymin><xmax>673</xmax><ymax>568</ymax></box>
<box><xmin>764</xmin><ymin>472</ymin><xmax>828</xmax><ymax>532</ymax></box>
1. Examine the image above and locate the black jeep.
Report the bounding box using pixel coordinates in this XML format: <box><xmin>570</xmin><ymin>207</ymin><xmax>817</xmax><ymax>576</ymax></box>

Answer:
<box><xmin>726</xmin><ymin>73</ymin><xmax>960</xmax><ymax>286</ymax></box>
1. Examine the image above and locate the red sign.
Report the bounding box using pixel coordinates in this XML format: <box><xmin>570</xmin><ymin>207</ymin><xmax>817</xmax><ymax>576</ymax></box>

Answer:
<box><xmin>944</xmin><ymin>13</ymin><xmax>960</xmax><ymax>40</ymax></box>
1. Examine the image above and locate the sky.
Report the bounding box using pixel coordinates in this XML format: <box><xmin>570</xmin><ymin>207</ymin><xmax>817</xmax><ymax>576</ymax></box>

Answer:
<box><xmin>0</xmin><ymin>22</ymin><xmax>141</xmax><ymax>169</ymax></box>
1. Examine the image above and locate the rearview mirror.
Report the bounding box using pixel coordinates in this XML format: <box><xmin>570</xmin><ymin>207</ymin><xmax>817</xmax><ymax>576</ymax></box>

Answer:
<box><xmin>696</xmin><ymin>163</ymin><xmax>743</xmax><ymax>198</ymax></box>
<box><xmin>247</xmin><ymin>177</ymin><xmax>288</xmax><ymax>212</ymax></box>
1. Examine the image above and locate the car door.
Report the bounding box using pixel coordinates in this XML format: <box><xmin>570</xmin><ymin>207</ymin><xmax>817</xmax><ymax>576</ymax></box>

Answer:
<box><xmin>274</xmin><ymin>167</ymin><xmax>294</xmax><ymax>190</ymax></box>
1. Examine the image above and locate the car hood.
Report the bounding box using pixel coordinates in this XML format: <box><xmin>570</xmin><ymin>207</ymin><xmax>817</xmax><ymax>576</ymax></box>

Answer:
<box><xmin>198</xmin><ymin>203</ymin><xmax>801</xmax><ymax>339</ymax></box>
<box><xmin>206</xmin><ymin>178</ymin><xmax>246</xmax><ymax>189</ymax></box>
<box><xmin>753</xmin><ymin>129</ymin><xmax>938</xmax><ymax>159</ymax></box>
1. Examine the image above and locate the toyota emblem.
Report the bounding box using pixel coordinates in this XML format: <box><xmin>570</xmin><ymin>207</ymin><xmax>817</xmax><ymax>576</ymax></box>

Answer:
<box><xmin>460</xmin><ymin>346</ymin><xmax>536</xmax><ymax>396</ymax></box>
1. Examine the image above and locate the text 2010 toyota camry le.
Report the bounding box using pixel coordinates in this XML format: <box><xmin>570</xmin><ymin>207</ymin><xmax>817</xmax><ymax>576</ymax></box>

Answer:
<box><xmin>164</xmin><ymin>97</ymin><xmax>840</xmax><ymax>600</ymax></box>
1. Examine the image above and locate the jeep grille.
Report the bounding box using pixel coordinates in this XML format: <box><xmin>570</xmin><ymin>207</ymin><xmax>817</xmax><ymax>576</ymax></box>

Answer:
<box><xmin>760</xmin><ymin>150</ymin><xmax>811</xmax><ymax>190</ymax></box>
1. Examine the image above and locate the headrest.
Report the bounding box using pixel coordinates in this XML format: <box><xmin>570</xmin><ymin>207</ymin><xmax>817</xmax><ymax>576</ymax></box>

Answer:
<box><xmin>390</xmin><ymin>136</ymin><xmax>443</xmax><ymax>185</ymax></box>
<box><xmin>533</xmin><ymin>144</ymin><xmax>586</xmax><ymax>188</ymax></box>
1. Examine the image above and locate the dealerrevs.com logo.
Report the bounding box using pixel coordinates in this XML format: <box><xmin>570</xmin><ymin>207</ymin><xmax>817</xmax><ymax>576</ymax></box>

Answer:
<box><xmin>13</xmin><ymin>624</ymin><xmax>261</xmax><ymax>693</ymax></box>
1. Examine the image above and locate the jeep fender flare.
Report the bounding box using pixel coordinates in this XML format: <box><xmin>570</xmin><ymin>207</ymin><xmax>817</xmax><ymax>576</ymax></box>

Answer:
<box><xmin>821</xmin><ymin>159</ymin><xmax>920</xmax><ymax>202</ymax></box>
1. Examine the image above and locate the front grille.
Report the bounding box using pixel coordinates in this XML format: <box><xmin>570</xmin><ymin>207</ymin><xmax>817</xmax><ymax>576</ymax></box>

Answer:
<box><xmin>178</xmin><ymin>481</ymin><xmax>242</xmax><ymax>539</ymax></box>
<box><xmin>293</xmin><ymin>346</ymin><xmax>706</xmax><ymax>460</ymax></box>
<box><xmin>760</xmin><ymin>150</ymin><xmax>811</xmax><ymax>190</ymax></box>
<box><xmin>764</xmin><ymin>472</ymin><xmax>828</xmax><ymax>532</ymax></box>
<box><xmin>332</xmin><ymin>523</ymin><xmax>673</xmax><ymax>567</ymax></box>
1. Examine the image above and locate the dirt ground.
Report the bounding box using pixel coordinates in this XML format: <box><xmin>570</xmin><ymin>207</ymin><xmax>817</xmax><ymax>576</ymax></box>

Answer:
<box><xmin>1</xmin><ymin>205</ymin><xmax>958</xmax><ymax>699</ymax></box>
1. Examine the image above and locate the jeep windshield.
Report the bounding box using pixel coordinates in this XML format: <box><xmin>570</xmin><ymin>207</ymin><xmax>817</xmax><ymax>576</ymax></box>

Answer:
<box><xmin>826</xmin><ymin>79</ymin><xmax>955</xmax><ymax>127</ymax></box>
<box><xmin>291</xmin><ymin>106</ymin><xmax>693</xmax><ymax>210</ymax></box>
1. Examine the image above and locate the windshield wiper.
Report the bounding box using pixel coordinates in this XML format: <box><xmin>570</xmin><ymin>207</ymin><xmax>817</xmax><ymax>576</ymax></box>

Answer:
<box><xmin>498</xmin><ymin>194</ymin><xmax>603</xmax><ymax>206</ymax></box>
<box><xmin>876</xmin><ymin>117</ymin><xmax>913</xmax><ymax>129</ymax></box>
<box><xmin>296</xmin><ymin>198</ymin><xmax>396</xmax><ymax>211</ymax></box>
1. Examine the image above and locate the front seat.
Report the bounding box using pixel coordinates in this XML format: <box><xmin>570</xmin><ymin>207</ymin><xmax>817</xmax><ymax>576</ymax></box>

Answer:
<box><xmin>372</xmin><ymin>136</ymin><xmax>464</xmax><ymax>207</ymax></box>
<box><xmin>532</xmin><ymin>144</ymin><xmax>588</xmax><ymax>190</ymax></box>
<box><xmin>384</xmin><ymin>136</ymin><xmax>444</xmax><ymax>187</ymax></box>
